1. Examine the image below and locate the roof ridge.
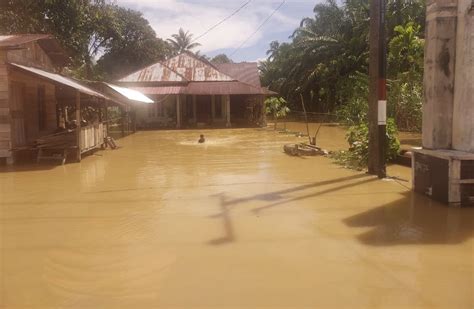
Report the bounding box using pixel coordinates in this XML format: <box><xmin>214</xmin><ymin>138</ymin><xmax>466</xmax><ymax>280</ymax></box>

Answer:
<box><xmin>166</xmin><ymin>52</ymin><xmax>235</xmax><ymax>81</ymax></box>
<box><xmin>117</xmin><ymin>59</ymin><xmax>189</xmax><ymax>82</ymax></box>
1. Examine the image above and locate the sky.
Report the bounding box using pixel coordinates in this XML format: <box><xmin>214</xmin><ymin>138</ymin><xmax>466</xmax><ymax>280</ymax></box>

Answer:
<box><xmin>115</xmin><ymin>0</ymin><xmax>318</xmax><ymax>62</ymax></box>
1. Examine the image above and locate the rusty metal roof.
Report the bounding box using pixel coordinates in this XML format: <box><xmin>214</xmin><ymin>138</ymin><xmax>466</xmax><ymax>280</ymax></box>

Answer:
<box><xmin>129</xmin><ymin>82</ymin><xmax>263</xmax><ymax>95</ymax></box>
<box><xmin>0</xmin><ymin>34</ymin><xmax>53</xmax><ymax>47</ymax></box>
<box><xmin>118</xmin><ymin>62</ymin><xmax>187</xmax><ymax>82</ymax></box>
<box><xmin>9</xmin><ymin>63</ymin><xmax>108</xmax><ymax>99</ymax></box>
<box><xmin>0</xmin><ymin>34</ymin><xmax>70</xmax><ymax>65</ymax></box>
<box><xmin>129</xmin><ymin>86</ymin><xmax>187</xmax><ymax>95</ymax></box>
<box><xmin>185</xmin><ymin>81</ymin><xmax>264</xmax><ymax>95</ymax></box>
<box><xmin>216</xmin><ymin>62</ymin><xmax>261</xmax><ymax>88</ymax></box>
<box><xmin>164</xmin><ymin>53</ymin><xmax>234</xmax><ymax>82</ymax></box>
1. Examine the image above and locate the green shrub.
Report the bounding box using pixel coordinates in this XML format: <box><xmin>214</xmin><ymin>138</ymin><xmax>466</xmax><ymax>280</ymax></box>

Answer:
<box><xmin>332</xmin><ymin>118</ymin><xmax>400</xmax><ymax>170</ymax></box>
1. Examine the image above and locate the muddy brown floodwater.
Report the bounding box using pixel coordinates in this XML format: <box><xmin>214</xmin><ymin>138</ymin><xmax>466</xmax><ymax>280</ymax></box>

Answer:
<box><xmin>0</xmin><ymin>125</ymin><xmax>473</xmax><ymax>308</ymax></box>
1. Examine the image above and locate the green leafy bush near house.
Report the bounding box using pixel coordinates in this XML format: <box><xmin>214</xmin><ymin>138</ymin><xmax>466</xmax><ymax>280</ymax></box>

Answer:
<box><xmin>331</xmin><ymin>118</ymin><xmax>400</xmax><ymax>170</ymax></box>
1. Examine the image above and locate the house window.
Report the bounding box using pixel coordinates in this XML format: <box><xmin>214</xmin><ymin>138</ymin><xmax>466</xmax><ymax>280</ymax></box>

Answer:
<box><xmin>215</xmin><ymin>95</ymin><xmax>223</xmax><ymax>118</ymax></box>
<box><xmin>37</xmin><ymin>85</ymin><xmax>46</xmax><ymax>130</ymax></box>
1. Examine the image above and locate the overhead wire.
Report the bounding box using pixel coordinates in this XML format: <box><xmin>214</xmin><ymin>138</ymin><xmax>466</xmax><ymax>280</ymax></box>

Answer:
<box><xmin>229</xmin><ymin>0</ymin><xmax>286</xmax><ymax>57</ymax></box>
<box><xmin>192</xmin><ymin>0</ymin><xmax>253</xmax><ymax>43</ymax></box>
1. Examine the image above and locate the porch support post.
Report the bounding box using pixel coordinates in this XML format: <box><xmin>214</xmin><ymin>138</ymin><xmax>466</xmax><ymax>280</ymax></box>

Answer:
<box><xmin>211</xmin><ymin>95</ymin><xmax>215</xmax><ymax>124</ymax></box>
<box><xmin>104</xmin><ymin>100</ymin><xmax>108</xmax><ymax>136</ymax></box>
<box><xmin>75</xmin><ymin>91</ymin><xmax>81</xmax><ymax>162</ymax></box>
<box><xmin>121</xmin><ymin>107</ymin><xmax>125</xmax><ymax>137</ymax></box>
<box><xmin>192</xmin><ymin>95</ymin><xmax>197</xmax><ymax>123</ymax></box>
<box><xmin>176</xmin><ymin>95</ymin><xmax>181</xmax><ymax>128</ymax></box>
<box><xmin>260</xmin><ymin>95</ymin><xmax>267</xmax><ymax>127</ymax></box>
<box><xmin>225</xmin><ymin>95</ymin><xmax>231</xmax><ymax>127</ymax></box>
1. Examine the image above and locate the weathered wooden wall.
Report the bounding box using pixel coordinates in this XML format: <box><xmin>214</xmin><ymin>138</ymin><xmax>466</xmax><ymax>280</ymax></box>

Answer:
<box><xmin>7</xmin><ymin>41</ymin><xmax>55</xmax><ymax>71</ymax></box>
<box><xmin>0</xmin><ymin>51</ymin><xmax>11</xmax><ymax>159</ymax></box>
<box><xmin>452</xmin><ymin>0</ymin><xmax>474</xmax><ymax>152</ymax></box>
<box><xmin>9</xmin><ymin>69</ymin><xmax>57</xmax><ymax>144</ymax></box>
<box><xmin>422</xmin><ymin>0</ymin><xmax>458</xmax><ymax>150</ymax></box>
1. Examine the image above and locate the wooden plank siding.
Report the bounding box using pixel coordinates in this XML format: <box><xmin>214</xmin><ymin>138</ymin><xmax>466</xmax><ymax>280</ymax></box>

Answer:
<box><xmin>0</xmin><ymin>51</ymin><xmax>11</xmax><ymax>158</ymax></box>
<box><xmin>6</xmin><ymin>41</ymin><xmax>56</xmax><ymax>71</ymax></box>
<box><xmin>8</xmin><ymin>69</ymin><xmax>57</xmax><ymax>144</ymax></box>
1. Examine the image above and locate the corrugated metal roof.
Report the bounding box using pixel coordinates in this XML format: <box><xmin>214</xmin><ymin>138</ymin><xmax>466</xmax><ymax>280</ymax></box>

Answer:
<box><xmin>164</xmin><ymin>53</ymin><xmax>234</xmax><ymax>82</ymax></box>
<box><xmin>216</xmin><ymin>62</ymin><xmax>261</xmax><ymax>88</ymax></box>
<box><xmin>129</xmin><ymin>82</ymin><xmax>263</xmax><ymax>95</ymax></box>
<box><xmin>0</xmin><ymin>34</ymin><xmax>53</xmax><ymax>47</ymax></box>
<box><xmin>129</xmin><ymin>86</ymin><xmax>187</xmax><ymax>95</ymax></box>
<box><xmin>10</xmin><ymin>63</ymin><xmax>107</xmax><ymax>99</ymax></box>
<box><xmin>118</xmin><ymin>62</ymin><xmax>187</xmax><ymax>82</ymax></box>
<box><xmin>105</xmin><ymin>83</ymin><xmax>154</xmax><ymax>103</ymax></box>
<box><xmin>186</xmin><ymin>81</ymin><xmax>264</xmax><ymax>95</ymax></box>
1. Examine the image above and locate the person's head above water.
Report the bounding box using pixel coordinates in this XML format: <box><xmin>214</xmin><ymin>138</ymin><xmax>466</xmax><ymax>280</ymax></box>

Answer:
<box><xmin>198</xmin><ymin>134</ymin><xmax>205</xmax><ymax>143</ymax></box>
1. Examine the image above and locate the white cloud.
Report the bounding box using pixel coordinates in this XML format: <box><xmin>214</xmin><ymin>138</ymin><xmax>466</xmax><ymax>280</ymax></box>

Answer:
<box><xmin>116</xmin><ymin>0</ymin><xmax>301</xmax><ymax>53</ymax></box>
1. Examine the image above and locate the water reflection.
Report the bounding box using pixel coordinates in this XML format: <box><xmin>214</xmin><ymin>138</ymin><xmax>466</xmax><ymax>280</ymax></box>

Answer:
<box><xmin>345</xmin><ymin>192</ymin><xmax>474</xmax><ymax>245</ymax></box>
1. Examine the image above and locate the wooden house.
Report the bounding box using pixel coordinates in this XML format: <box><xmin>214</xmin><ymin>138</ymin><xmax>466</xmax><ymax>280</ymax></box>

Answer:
<box><xmin>117</xmin><ymin>52</ymin><xmax>275</xmax><ymax>129</ymax></box>
<box><xmin>0</xmin><ymin>34</ymin><xmax>151</xmax><ymax>165</ymax></box>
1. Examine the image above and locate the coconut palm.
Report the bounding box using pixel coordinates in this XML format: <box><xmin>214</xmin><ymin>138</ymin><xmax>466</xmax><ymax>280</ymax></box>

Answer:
<box><xmin>167</xmin><ymin>28</ymin><xmax>201</xmax><ymax>53</ymax></box>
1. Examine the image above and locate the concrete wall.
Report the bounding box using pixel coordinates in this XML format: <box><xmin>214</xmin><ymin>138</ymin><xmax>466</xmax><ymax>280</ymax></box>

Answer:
<box><xmin>423</xmin><ymin>0</ymin><xmax>474</xmax><ymax>153</ymax></box>
<box><xmin>422</xmin><ymin>0</ymin><xmax>458</xmax><ymax>150</ymax></box>
<box><xmin>452</xmin><ymin>0</ymin><xmax>474</xmax><ymax>152</ymax></box>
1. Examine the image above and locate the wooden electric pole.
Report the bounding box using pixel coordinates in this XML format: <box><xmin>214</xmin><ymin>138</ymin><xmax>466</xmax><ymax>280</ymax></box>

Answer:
<box><xmin>368</xmin><ymin>0</ymin><xmax>387</xmax><ymax>178</ymax></box>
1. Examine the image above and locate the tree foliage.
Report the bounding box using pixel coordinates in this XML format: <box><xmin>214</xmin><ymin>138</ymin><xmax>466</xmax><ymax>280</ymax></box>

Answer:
<box><xmin>167</xmin><ymin>28</ymin><xmax>201</xmax><ymax>54</ymax></box>
<box><xmin>260</xmin><ymin>0</ymin><xmax>425</xmax><ymax>131</ymax></box>
<box><xmin>0</xmin><ymin>0</ymin><xmax>172</xmax><ymax>80</ymax></box>
<box><xmin>332</xmin><ymin>118</ymin><xmax>400</xmax><ymax>169</ymax></box>
<box><xmin>210</xmin><ymin>54</ymin><xmax>233</xmax><ymax>65</ymax></box>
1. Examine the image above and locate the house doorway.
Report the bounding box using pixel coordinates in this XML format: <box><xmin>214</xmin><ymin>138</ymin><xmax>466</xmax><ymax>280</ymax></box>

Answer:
<box><xmin>196</xmin><ymin>95</ymin><xmax>211</xmax><ymax>124</ymax></box>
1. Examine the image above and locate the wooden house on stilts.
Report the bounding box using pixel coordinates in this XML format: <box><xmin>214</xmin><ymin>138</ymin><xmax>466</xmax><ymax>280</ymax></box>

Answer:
<box><xmin>0</xmin><ymin>34</ymin><xmax>153</xmax><ymax>165</ymax></box>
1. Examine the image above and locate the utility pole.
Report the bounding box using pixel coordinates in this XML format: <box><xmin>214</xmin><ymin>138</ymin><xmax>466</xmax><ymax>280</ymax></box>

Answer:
<box><xmin>368</xmin><ymin>0</ymin><xmax>387</xmax><ymax>178</ymax></box>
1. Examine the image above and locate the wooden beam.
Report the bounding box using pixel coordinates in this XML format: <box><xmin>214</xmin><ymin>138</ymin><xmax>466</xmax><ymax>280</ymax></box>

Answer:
<box><xmin>192</xmin><ymin>95</ymin><xmax>197</xmax><ymax>123</ymax></box>
<box><xmin>176</xmin><ymin>95</ymin><xmax>181</xmax><ymax>128</ymax></box>
<box><xmin>225</xmin><ymin>95</ymin><xmax>231</xmax><ymax>127</ymax></box>
<box><xmin>75</xmin><ymin>91</ymin><xmax>81</xmax><ymax>162</ymax></box>
<box><xmin>211</xmin><ymin>95</ymin><xmax>215</xmax><ymax>124</ymax></box>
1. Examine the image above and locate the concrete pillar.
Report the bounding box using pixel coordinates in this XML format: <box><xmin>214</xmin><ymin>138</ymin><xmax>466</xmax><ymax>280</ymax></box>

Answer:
<box><xmin>211</xmin><ymin>95</ymin><xmax>215</xmax><ymax>124</ymax></box>
<box><xmin>192</xmin><ymin>95</ymin><xmax>197</xmax><ymax>123</ymax></box>
<box><xmin>225</xmin><ymin>95</ymin><xmax>231</xmax><ymax>127</ymax></box>
<box><xmin>422</xmin><ymin>0</ymin><xmax>458</xmax><ymax>150</ymax></box>
<box><xmin>176</xmin><ymin>95</ymin><xmax>181</xmax><ymax>129</ymax></box>
<box><xmin>452</xmin><ymin>0</ymin><xmax>474</xmax><ymax>152</ymax></box>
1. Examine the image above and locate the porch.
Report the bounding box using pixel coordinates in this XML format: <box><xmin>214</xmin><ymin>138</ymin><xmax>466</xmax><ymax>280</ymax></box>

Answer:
<box><xmin>136</xmin><ymin>94</ymin><xmax>265</xmax><ymax>129</ymax></box>
<box><xmin>6</xmin><ymin>63</ymin><xmax>128</xmax><ymax>164</ymax></box>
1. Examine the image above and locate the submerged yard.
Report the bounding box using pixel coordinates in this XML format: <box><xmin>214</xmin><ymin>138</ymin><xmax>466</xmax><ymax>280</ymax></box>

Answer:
<box><xmin>0</xmin><ymin>126</ymin><xmax>473</xmax><ymax>308</ymax></box>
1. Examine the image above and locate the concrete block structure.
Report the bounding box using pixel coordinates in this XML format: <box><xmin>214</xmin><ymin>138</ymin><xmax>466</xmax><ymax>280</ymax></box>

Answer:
<box><xmin>413</xmin><ymin>0</ymin><xmax>474</xmax><ymax>206</ymax></box>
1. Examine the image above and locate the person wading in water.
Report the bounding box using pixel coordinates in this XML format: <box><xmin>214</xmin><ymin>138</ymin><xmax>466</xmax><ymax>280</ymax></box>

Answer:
<box><xmin>198</xmin><ymin>134</ymin><xmax>205</xmax><ymax>143</ymax></box>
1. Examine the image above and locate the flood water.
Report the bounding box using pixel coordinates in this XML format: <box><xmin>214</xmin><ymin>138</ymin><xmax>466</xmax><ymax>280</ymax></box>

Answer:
<box><xmin>0</xmin><ymin>125</ymin><xmax>473</xmax><ymax>308</ymax></box>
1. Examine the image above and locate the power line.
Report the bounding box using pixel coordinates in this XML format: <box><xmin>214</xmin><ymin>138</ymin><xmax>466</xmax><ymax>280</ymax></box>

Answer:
<box><xmin>192</xmin><ymin>0</ymin><xmax>253</xmax><ymax>43</ymax></box>
<box><xmin>229</xmin><ymin>0</ymin><xmax>286</xmax><ymax>57</ymax></box>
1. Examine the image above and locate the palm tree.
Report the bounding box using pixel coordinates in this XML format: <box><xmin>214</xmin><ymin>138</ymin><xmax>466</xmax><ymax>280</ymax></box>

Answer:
<box><xmin>167</xmin><ymin>28</ymin><xmax>201</xmax><ymax>53</ymax></box>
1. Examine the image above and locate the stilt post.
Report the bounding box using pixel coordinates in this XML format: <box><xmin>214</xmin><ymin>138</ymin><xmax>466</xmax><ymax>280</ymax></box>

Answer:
<box><xmin>176</xmin><ymin>95</ymin><xmax>181</xmax><ymax>128</ymax></box>
<box><xmin>75</xmin><ymin>91</ymin><xmax>81</xmax><ymax>162</ymax></box>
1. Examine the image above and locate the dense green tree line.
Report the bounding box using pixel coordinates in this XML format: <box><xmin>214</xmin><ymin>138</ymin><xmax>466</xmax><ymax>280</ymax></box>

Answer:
<box><xmin>260</xmin><ymin>0</ymin><xmax>425</xmax><ymax>131</ymax></box>
<box><xmin>0</xmin><ymin>0</ymin><xmax>172</xmax><ymax>80</ymax></box>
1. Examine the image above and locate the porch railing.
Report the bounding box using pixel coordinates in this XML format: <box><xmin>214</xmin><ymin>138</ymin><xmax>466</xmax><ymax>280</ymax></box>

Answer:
<box><xmin>80</xmin><ymin>123</ymin><xmax>106</xmax><ymax>153</ymax></box>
